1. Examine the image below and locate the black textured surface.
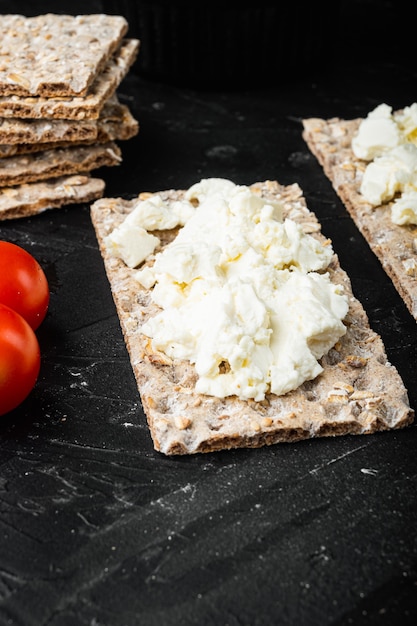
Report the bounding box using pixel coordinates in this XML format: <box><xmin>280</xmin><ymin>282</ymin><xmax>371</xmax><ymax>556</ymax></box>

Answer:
<box><xmin>0</xmin><ymin>2</ymin><xmax>416</xmax><ymax>625</ymax></box>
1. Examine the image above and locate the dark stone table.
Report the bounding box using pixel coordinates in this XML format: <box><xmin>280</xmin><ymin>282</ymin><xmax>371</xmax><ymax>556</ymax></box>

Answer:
<box><xmin>0</xmin><ymin>1</ymin><xmax>416</xmax><ymax>624</ymax></box>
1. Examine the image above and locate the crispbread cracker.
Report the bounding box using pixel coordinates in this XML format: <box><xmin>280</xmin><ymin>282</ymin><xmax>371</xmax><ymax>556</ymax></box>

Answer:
<box><xmin>0</xmin><ymin>95</ymin><xmax>137</xmax><ymax>145</ymax></box>
<box><xmin>0</xmin><ymin>98</ymin><xmax>139</xmax><ymax>158</ymax></box>
<box><xmin>0</xmin><ymin>38</ymin><xmax>139</xmax><ymax>120</ymax></box>
<box><xmin>0</xmin><ymin>142</ymin><xmax>121</xmax><ymax>187</ymax></box>
<box><xmin>0</xmin><ymin>14</ymin><xmax>128</xmax><ymax>97</ymax></box>
<box><xmin>90</xmin><ymin>181</ymin><xmax>413</xmax><ymax>455</ymax></box>
<box><xmin>0</xmin><ymin>174</ymin><xmax>104</xmax><ymax>220</ymax></box>
<box><xmin>0</xmin><ymin>114</ymin><xmax>98</xmax><ymax>145</ymax></box>
<box><xmin>302</xmin><ymin>116</ymin><xmax>417</xmax><ymax>321</ymax></box>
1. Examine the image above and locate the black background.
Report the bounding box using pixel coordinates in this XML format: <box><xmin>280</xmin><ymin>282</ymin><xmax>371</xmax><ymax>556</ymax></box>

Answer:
<box><xmin>0</xmin><ymin>2</ymin><xmax>416</xmax><ymax>625</ymax></box>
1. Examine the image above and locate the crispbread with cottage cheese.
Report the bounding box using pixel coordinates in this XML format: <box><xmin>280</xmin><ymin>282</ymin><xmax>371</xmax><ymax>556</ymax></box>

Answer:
<box><xmin>302</xmin><ymin>116</ymin><xmax>417</xmax><ymax>322</ymax></box>
<box><xmin>0</xmin><ymin>174</ymin><xmax>105</xmax><ymax>220</ymax></box>
<box><xmin>90</xmin><ymin>180</ymin><xmax>413</xmax><ymax>455</ymax></box>
<box><xmin>0</xmin><ymin>142</ymin><xmax>121</xmax><ymax>187</ymax></box>
<box><xmin>0</xmin><ymin>38</ymin><xmax>139</xmax><ymax>120</ymax></box>
<box><xmin>0</xmin><ymin>14</ymin><xmax>128</xmax><ymax>98</ymax></box>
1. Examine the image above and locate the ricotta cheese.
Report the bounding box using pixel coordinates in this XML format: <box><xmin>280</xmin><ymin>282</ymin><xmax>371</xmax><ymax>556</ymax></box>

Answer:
<box><xmin>114</xmin><ymin>178</ymin><xmax>349</xmax><ymax>401</ymax></box>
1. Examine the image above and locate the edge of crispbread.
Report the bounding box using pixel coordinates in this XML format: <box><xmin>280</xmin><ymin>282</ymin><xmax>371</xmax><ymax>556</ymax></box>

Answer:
<box><xmin>90</xmin><ymin>180</ymin><xmax>414</xmax><ymax>456</ymax></box>
<box><xmin>0</xmin><ymin>115</ymin><xmax>97</xmax><ymax>146</ymax></box>
<box><xmin>0</xmin><ymin>174</ymin><xmax>105</xmax><ymax>220</ymax></box>
<box><xmin>302</xmin><ymin>116</ymin><xmax>417</xmax><ymax>321</ymax></box>
<box><xmin>0</xmin><ymin>99</ymin><xmax>139</xmax><ymax>157</ymax></box>
<box><xmin>0</xmin><ymin>142</ymin><xmax>121</xmax><ymax>187</ymax></box>
<box><xmin>0</xmin><ymin>96</ymin><xmax>138</xmax><ymax>149</ymax></box>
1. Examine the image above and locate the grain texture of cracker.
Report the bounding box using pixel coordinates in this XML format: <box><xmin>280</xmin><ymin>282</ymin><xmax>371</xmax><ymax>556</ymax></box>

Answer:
<box><xmin>0</xmin><ymin>14</ymin><xmax>128</xmax><ymax>97</ymax></box>
<box><xmin>0</xmin><ymin>142</ymin><xmax>121</xmax><ymax>187</ymax></box>
<box><xmin>0</xmin><ymin>38</ymin><xmax>139</xmax><ymax>120</ymax></box>
<box><xmin>302</xmin><ymin>116</ymin><xmax>417</xmax><ymax>321</ymax></box>
<box><xmin>0</xmin><ymin>174</ymin><xmax>104</xmax><ymax>220</ymax></box>
<box><xmin>90</xmin><ymin>180</ymin><xmax>413</xmax><ymax>455</ymax></box>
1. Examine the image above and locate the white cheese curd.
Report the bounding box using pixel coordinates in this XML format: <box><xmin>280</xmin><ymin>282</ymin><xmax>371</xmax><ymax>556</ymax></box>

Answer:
<box><xmin>103</xmin><ymin>194</ymin><xmax>196</xmax><ymax>268</ymax></box>
<box><xmin>125</xmin><ymin>194</ymin><xmax>196</xmax><ymax>230</ymax></box>
<box><xmin>352</xmin><ymin>103</ymin><xmax>401</xmax><ymax>161</ymax></box>
<box><xmin>130</xmin><ymin>179</ymin><xmax>348</xmax><ymax>401</ymax></box>
<box><xmin>185</xmin><ymin>177</ymin><xmax>237</xmax><ymax>204</ymax></box>
<box><xmin>391</xmin><ymin>190</ymin><xmax>417</xmax><ymax>225</ymax></box>
<box><xmin>249</xmin><ymin>218</ymin><xmax>333</xmax><ymax>272</ymax></box>
<box><xmin>104</xmin><ymin>224</ymin><xmax>160</xmax><ymax>268</ymax></box>
<box><xmin>150</xmin><ymin>242</ymin><xmax>223</xmax><ymax>308</ymax></box>
<box><xmin>360</xmin><ymin>143</ymin><xmax>417</xmax><ymax>206</ymax></box>
<box><xmin>394</xmin><ymin>103</ymin><xmax>417</xmax><ymax>144</ymax></box>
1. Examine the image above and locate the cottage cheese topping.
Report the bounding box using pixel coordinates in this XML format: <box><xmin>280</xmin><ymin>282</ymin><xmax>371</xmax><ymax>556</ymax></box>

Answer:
<box><xmin>117</xmin><ymin>178</ymin><xmax>349</xmax><ymax>401</ymax></box>
<box><xmin>123</xmin><ymin>194</ymin><xmax>195</xmax><ymax>231</ymax></box>
<box><xmin>105</xmin><ymin>225</ymin><xmax>160</xmax><ymax>269</ymax></box>
<box><xmin>353</xmin><ymin>102</ymin><xmax>417</xmax><ymax>225</ymax></box>
<box><xmin>394</xmin><ymin>103</ymin><xmax>417</xmax><ymax>144</ymax></box>
<box><xmin>391</xmin><ymin>191</ymin><xmax>417</xmax><ymax>225</ymax></box>
<box><xmin>360</xmin><ymin>143</ymin><xmax>417</xmax><ymax>206</ymax></box>
<box><xmin>352</xmin><ymin>104</ymin><xmax>401</xmax><ymax>161</ymax></box>
<box><xmin>104</xmin><ymin>194</ymin><xmax>196</xmax><ymax>267</ymax></box>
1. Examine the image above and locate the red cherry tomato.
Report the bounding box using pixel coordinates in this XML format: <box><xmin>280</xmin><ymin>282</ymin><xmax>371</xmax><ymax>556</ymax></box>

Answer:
<box><xmin>0</xmin><ymin>303</ymin><xmax>41</xmax><ymax>416</ymax></box>
<box><xmin>0</xmin><ymin>241</ymin><xmax>49</xmax><ymax>330</ymax></box>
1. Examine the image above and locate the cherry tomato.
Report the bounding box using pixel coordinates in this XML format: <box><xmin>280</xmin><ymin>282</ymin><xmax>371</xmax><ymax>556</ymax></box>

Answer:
<box><xmin>0</xmin><ymin>241</ymin><xmax>49</xmax><ymax>330</ymax></box>
<box><xmin>0</xmin><ymin>303</ymin><xmax>41</xmax><ymax>416</ymax></box>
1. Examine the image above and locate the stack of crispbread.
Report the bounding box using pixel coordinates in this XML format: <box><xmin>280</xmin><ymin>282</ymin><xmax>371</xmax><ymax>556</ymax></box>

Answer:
<box><xmin>0</xmin><ymin>13</ymin><xmax>140</xmax><ymax>220</ymax></box>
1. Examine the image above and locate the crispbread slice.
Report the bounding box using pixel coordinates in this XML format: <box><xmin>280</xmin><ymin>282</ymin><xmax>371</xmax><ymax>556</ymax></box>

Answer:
<box><xmin>0</xmin><ymin>95</ymin><xmax>138</xmax><ymax>146</ymax></box>
<box><xmin>0</xmin><ymin>38</ymin><xmax>139</xmax><ymax>120</ymax></box>
<box><xmin>0</xmin><ymin>14</ymin><xmax>128</xmax><ymax>97</ymax></box>
<box><xmin>90</xmin><ymin>181</ymin><xmax>413</xmax><ymax>456</ymax></box>
<box><xmin>0</xmin><ymin>113</ymin><xmax>98</xmax><ymax>145</ymax></box>
<box><xmin>0</xmin><ymin>174</ymin><xmax>104</xmax><ymax>220</ymax></box>
<box><xmin>0</xmin><ymin>98</ymin><xmax>139</xmax><ymax>157</ymax></box>
<box><xmin>0</xmin><ymin>142</ymin><xmax>121</xmax><ymax>187</ymax></box>
<box><xmin>302</xmin><ymin>116</ymin><xmax>417</xmax><ymax>321</ymax></box>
